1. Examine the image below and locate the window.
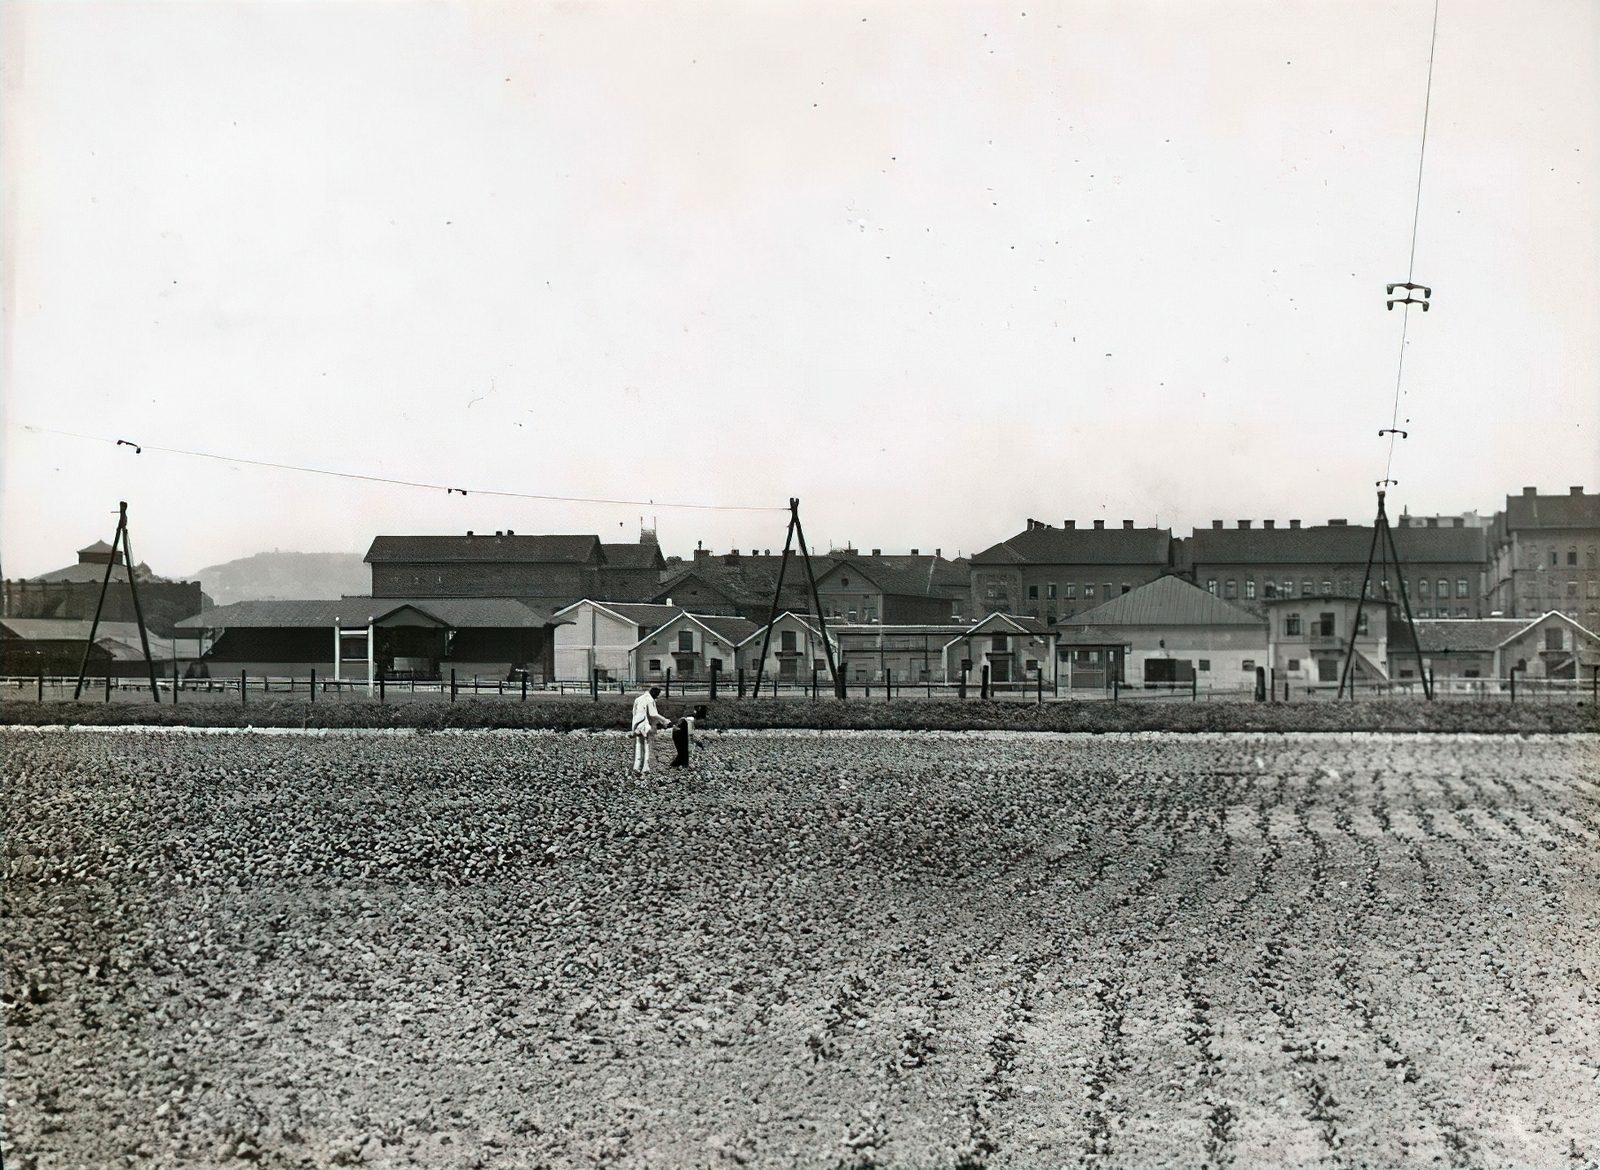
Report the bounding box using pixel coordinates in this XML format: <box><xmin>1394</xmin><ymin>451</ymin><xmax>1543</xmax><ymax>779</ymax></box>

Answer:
<box><xmin>1339</xmin><ymin>578</ymin><xmax>1352</xmax><ymax>595</ymax></box>
<box><xmin>1065</xmin><ymin>583</ymin><xmax>1077</xmax><ymax>599</ymax></box>
<box><xmin>1456</xmin><ymin>578</ymin><xmax>1468</xmax><ymax>598</ymax></box>
<box><xmin>1320</xmin><ymin>580</ymin><xmax>1333</xmax><ymax>596</ymax></box>
<box><xmin>864</xmin><ymin>606</ymin><xmax>877</xmax><ymax>623</ymax></box>
<box><xmin>1245</xmin><ymin>578</ymin><xmax>1257</xmax><ymax>599</ymax></box>
<box><xmin>1028</xmin><ymin>585</ymin><xmax>1039</xmax><ymax>599</ymax></box>
<box><xmin>677</xmin><ymin>631</ymin><xmax>693</xmax><ymax>652</ymax></box>
<box><xmin>1103</xmin><ymin>583</ymin><xmax>1113</xmax><ymax>597</ymax></box>
<box><xmin>1457</xmin><ymin>607</ymin><xmax>1469</xmax><ymax>618</ymax></box>
<box><xmin>985</xmin><ymin>584</ymin><xmax>996</xmax><ymax>599</ymax></box>
<box><xmin>1302</xmin><ymin>579</ymin><xmax>1313</xmax><ymax>597</ymax></box>
<box><xmin>781</xmin><ymin>630</ymin><xmax>797</xmax><ymax>653</ymax></box>
<box><xmin>992</xmin><ymin>635</ymin><xmax>1009</xmax><ymax>651</ymax></box>
<box><xmin>1285</xmin><ymin>613</ymin><xmax>1303</xmax><ymax>636</ymax></box>
<box><xmin>1025</xmin><ymin>659</ymin><xmax>1039</xmax><ymax>673</ymax></box>
<box><xmin>1084</xmin><ymin>585</ymin><xmax>1095</xmax><ymax>599</ymax></box>
<box><xmin>1287</xmin><ymin>658</ymin><xmax>1301</xmax><ymax>671</ymax></box>
<box><xmin>841</xmin><ymin>576</ymin><xmax>851</xmax><ymax>586</ymax></box>
<box><xmin>1207</xmin><ymin>579</ymin><xmax>1218</xmax><ymax>595</ymax></box>
<box><xmin>848</xmin><ymin>609</ymin><xmax>858</xmax><ymax>623</ymax></box>
<box><xmin>1198</xmin><ymin>659</ymin><xmax>1211</xmax><ymax>672</ymax></box>
<box><xmin>1318</xmin><ymin>658</ymin><xmax>1339</xmax><ymax>682</ymax></box>
<box><xmin>1589</xmin><ymin>581</ymin><xmax>1600</xmax><ymax>599</ymax></box>
<box><xmin>1567</xmin><ymin>581</ymin><xmax>1579</xmax><ymax>598</ymax></box>
<box><xmin>1317</xmin><ymin>612</ymin><xmax>1335</xmax><ymax>637</ymax></box>
<box><xmin>1569</xmin><ymin>549</ymin><xmax>1578</xmax><ymax>566</ymax></box>
<box><xmin>1241</xmin><ymin>659</ymin><xmax>1255</xmax><ymax>672</ymax></box>
<box><xmin>1437</xmin><ymin>579</ymin><xmax>1448</xmax><ymax>598</ymax></box>
<box><xmin>1224</xmin><ymin>579</ymin><xmax>1238</xmax><ymax>599</ymax></box>
<box><xmin>1551</xmin><ymin>550</ymin><xmax>1559</xmax><ymax>566</ymax></box>
<box><xmin>709</xmin><ymin>657</ymin><xmax>723</xmax><ymax>673</ymax></box>
<box><xmin>1418</xmin><ymin>578</ymin><xmax>1430</xmax><ymax>598</ymax></box>
<box><xmin>648</xmin><ymin>659</ymin><xmax>661</xmax><ymax>672</ymax></box>
<box><xmin>1046</xmin><ymin>583</ymin><xmax>1057</xmax><ymax>600</ymax></box>
<box><xmin>1263</xmin><ymin>581</ymin><xmax>1277</xmax><ymax>599</ymax></box>
<box><xmin>1284</xmin><ymin>580</ymin><xmax>1295</xmax><ymax>598</ymax></box>
<box><xmin>1546</xmin><ymin>628</ymin><xmax>1564</xmax><ymax>651</ymax></box>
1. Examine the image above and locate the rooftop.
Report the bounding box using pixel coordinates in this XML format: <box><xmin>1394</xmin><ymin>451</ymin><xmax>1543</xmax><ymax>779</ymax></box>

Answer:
<box><xmin>1058</xmin><ymin>575</ymin><xmax>1264</xmax><ymax>628</ymax></box>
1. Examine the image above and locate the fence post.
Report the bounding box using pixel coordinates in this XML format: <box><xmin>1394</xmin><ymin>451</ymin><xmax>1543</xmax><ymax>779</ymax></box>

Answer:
<box><xmin>1112</xmin><ymin>676</ymin><xmax>1119</xmax><ymax>703</ymax></box>
<box><xmin>738</xmin><ymin>667</ymin><xmax>746</xmax><ymax>699</ymax></box>
<box><xmin>772</xmin><ymin>675</ymin><xmax>778</xmax><ymax>699</ymax></box>
<box><xmin>1191</xmin><ymin>672</ymin><xmax>1197</xmax><ymax>702</ymax></box>
<box><xmin>1038</xmin><ymin>666</ymin><xmax>1044</xmax><ymax>705</ymax></box>
<box><xmin>1592</xmin><ymin>665</ymin><xmax>1598</xmax><ymax>705</ymax></box>
<box><xmin>104</xmin><ymin>673</ymin><xmax>112</xmax><ymax>703</ymax></box>
<box><xmin>522</xmin><ymin>673</ymin><xmax>528</xmax><ymax>702</ymax></box>
<box><xmin>885</xmin><ymin>668</ymin><xmax>892</xmax><ymax>702</ymax></box>
<box><xmin>450</xmin><ymin>668</ymin><xmax>457</xmax><ymax>703</ymax></box>
<box><xmin>310</xmin><ymin>667</ymin><xmax>316</xmax><ymax>703</ymax></box>
<box><xmin>36</xmin><ymin>673</ymin><xmax>43</xmax><ymax>703</ymax></box>
<box><xmin>591</xmin><ymin>668</ymin><xmax>599</xmax><ymax>702</ymax></box>
<box><xmin>709</xmin><ymin>662</ymin><xmax>719</xmax><ymax>702</ymax></box>
<box><xmin>1509</xmin><ymin>667</ymin><xmax>1516</xmax><ymax>704</ymax></box>
<box><xmin>811</xmin><ymin>667</ymin><xmax>818</xmax><ymax>701</ymax></box>
<box><xmin>241</xmin><ymin>670</ymin><xmax>247</xmax><ymax>705</ymax></box>
<box><xmin>959</xmin><ymin>669</ymin><xmax>967</xmax><ymax>700</ymax></box>
<box><xmin>981</xmin><ymin>664</ymin><xmax>990</xmax><ymax>701</ymax></box>
<box><xmin>378</xmin><ymin>667</ymin><xmax>385</xmax><ymax>704</ymax></box>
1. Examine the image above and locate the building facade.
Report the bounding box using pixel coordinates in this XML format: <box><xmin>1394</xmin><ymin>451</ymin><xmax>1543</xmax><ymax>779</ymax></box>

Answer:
<box><xmin>968</xmin><ymin>519</ymin><xmax>1177</xmax><ymax>624</ymax></box>
<box><xmin>1188</xmin><ymin>517</ymin><xmax>1486</xmax><ymax>620</ymax></box>
<box><xmin>630</xmin><ymin>613</ymin><xmax>760</xmax><ymax>683</ymax></box>
<box><xmin>1485</xmin><ymin>486</ymin><xmax>1600</xmax><ymax>625</ymax></box>
<box><xmin>551</xmin><ymin>601</ymin><xmax>682</xmax><ymax>683</ymax></box>
<box><xmin>813</xmin><ymin>556</ymin><xmax>965</xmax><ymax>625</ymax></box>
<box><xmin>4</xmin><ymin>541</ymin><xmax>204</xmax><ymax>638</ymax></box>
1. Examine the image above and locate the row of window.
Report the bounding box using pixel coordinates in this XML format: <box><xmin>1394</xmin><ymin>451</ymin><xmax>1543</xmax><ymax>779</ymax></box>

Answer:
<box><xmin>1523</xmin><ymin>579</ymin><xmax>1600</xmax><ymax>598</ymax></box>
<box><xmin>1014</xmin><ymin>583</ymin><xmax>1132</xmax><ymax>601</ymax></box>
<box><xmin>1527</xmin><ymin>546</ymin><xmax>1598</xmax><ymax>569</ymax></box>
<box><xmin>1205</xmin><ymin>577</ymin><xmax>1471</xmax><ymax>600</ymax></box>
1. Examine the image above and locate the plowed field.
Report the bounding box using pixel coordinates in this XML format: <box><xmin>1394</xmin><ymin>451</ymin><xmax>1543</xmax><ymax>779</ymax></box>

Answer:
<box><xmin>5</xmin><ymin>729</ymin><xmax>1598</xmax><ymax>1169</ymax></box>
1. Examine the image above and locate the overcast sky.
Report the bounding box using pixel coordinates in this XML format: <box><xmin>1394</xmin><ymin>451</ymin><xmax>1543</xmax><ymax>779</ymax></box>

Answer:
<box><xmin>4</xmin><ymin>1</ymin><xmax>1596</xmax><ymax>580</ymax></box>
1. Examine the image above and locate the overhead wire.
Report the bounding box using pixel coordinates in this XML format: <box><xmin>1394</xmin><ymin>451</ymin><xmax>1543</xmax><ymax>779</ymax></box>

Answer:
<box><xmin>21</xmin><ymin>425</ymin><xmax>786</xmax><ymax>513</ymax></box>
<box><xmin>1382</xmin><ymin>0</ymin><xmax>1441</xmax><ymax>486</ymax></box>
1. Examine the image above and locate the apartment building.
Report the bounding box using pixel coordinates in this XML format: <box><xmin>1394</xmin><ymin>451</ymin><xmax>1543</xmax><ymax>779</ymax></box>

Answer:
<box><xmin>1485</xmin><ymin>486</ymin><xmax>1600</xmax><ymax>625</ymax></box>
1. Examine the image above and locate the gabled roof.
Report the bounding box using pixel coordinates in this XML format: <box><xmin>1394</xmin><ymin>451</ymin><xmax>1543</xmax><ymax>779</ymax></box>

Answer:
<box><xmin>1059</xmin><ymin>575</ymin><xmax>1264</xmax><ymax>628</ymax></box>
<box><xmin>77</xmin><ymin>540</ymin><xmax>119</xmax><ymax>557</ymax></box>
<box><xmin>175</xmin><ymin>597</ymin><xmax>551</xmax><ymax>630</ymax></box>
<box><xmin>1412</xmin><ymin>618</ymin><xmax>1531</xmax><ymax>654</ymax></box>
<box><xmin>856</xmin><ymin>554</ymin><xmax>971</xmax><ymax>592</ymax></box>
<box><xmin>364</xmin><ymin>534</ymin><xmax>602</xmax><ymax>564</ymax></box>
<box><xmin>552</xmin><ymin>599</ymin><xmax>682</xmax><ymax>630</ymax></box>
<box><xmin>963</xmin><ymin>612</ymin><xmax>1054</xmax><ymax>636</ymax></box>
<box><xmin>1188</xmin><ymin>524</ymin><xmax>1485</xmax><ymax>566</ymax></box>
<box><xmin>653</xmin><ymin>556</ymin><xmax>838</xmax><ymax>608</ymax></box>
<box><xmin>971</xmin><ymin>526</ymin><xmax>1171</xmax><ymax>567</ymax></box>
<box><xmin>600</xmin><ymin>542</ymin><xmax>667</xmax><ymax>569</ymax></box>
<box><xmin>1501</xmin><ymin>489</ymin><xmax>1600</xmax><ymax>531</ymax></box>
<box><xmin>629</xmin><ymin>612</ymin><xmax>761</xmax><ymax>652</ymax></box>
<box><xmin>816</xmin><ymin>556</ymin><xmax>956</xmax><ymax>598</ymax></box>
<box><xmin>735</xmin><ymin>612</ymin><xmax>828</xmax><ymax>648</ymax></box>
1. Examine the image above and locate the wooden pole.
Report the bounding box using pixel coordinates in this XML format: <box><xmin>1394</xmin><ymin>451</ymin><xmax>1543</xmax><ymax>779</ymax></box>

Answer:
<box><xmin>753</xmin><ymin>503</ymin><xmax>799</xmax><ymax>696</ymax></box>
<box><xmin>241</xmin><ymin>669</ymin><xmax>247</xmax><ymax>705</ymax></box>
<box><xmin>73</xmin><ymin>504</ymin><xmax>127</xmax><ymax>701</ymax></box>
<box><xmin>310</xmin><ymin>667</ymin><xmax>316</xmax><ymax>703</ymax></box>
<box><xmin>790</xmin><ymin>500</ymin><xmax>842</xmax><ymax>699</ymax></box>
<box><xmin>117</xmin><ymin>515</ymin><xmax>161</xmax><ymax>703</ymax></box>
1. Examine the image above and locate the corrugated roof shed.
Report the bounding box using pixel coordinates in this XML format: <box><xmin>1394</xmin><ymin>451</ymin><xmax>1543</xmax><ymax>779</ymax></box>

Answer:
<box><xmin>2</xmin><ymin>618</ymin><xmax>176</xmax><ymax>657</ymax></box>
<box><xmin>697</xmin><ymin>616</ymin><xmax>761</xmax><ymax>644</ymax></box>
<box><xmin>1412</xmin><ymin>619</ymin><xmax>1530</xmax><ymax>653</ymax></box>
<box><xmin>364</xmin><ymin>535</ymin><xmax>602</xmax><ymax>564</ymax></box>
<box><xmin>1060</xmin><ymin>575</ymin><xmax>1264</xmax><ymax>627</ymax></box>
<box><xmin>176</xmin><ymin>598</ymin><xmax>551</xmax><ymax>630</ymax></box>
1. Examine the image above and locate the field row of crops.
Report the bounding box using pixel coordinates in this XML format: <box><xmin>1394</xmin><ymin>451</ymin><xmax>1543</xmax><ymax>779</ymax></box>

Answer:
<box><xmin>5</xmin><ymin>729</ymin><xmax>1598</xmax><ymax>1168</ymax></box>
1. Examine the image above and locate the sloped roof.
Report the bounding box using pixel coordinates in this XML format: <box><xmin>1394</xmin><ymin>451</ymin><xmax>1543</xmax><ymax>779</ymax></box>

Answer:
<box><xmin>1412</xmin><ymin>619</ymin><xmax>1531</xmax><ymax>654</ymax></box>
<box><xmin>654</xmin><ymin>556</ymin><xmax>838</xmax><ymax>608</ymax></box>
<box><xmin>735</xmin><ymin>612</ymin><xmax>828</xmax><ymax>647</ymax></box>
<box><xmin>1</xmin><ymin>618</ymin><xmax>176</xmax><ymax>657</ymax></box>
<box><xmin>31</xmin><ymin>562</ymin><xmax>170</xmax><ymax>584</ymax></box>
<box><xmin>1501</xmin><ymin>489</ymin><xmax>1600</xmax><ymax>531</ymax></box>
<box><xmin>600</xmin><ymin>542</ymin><xmax>666</xmax><ymax>569</ymax></box>
<box><xmin>971</xmin><ymin>526</ymin><xmax>1171</xmax><ymax>567</ymax></box>
<box><xmin>630</xmin><ymin>612</ymin><xmax>761</xmax><ymax>652</ymax></box>
<box><xmin>1188</xmin><ymin>524</ymin><xmax>1485</xmax><ymax>566</ymax></box>
<box><xmin>965</xmin><ymin>612</ymin><xmax>1054</xmax><ymax>636</ymax></box>
<box><xmin>819</xmin><ymin>557</ymin><xmax>957</xmax><ymax>598</ymax></box>
<box><xmin>861</xmin><ymin>555</ymin><xmax>971</xmax><ymax>592</ymax></box>
<box><xmin>1058</xmin><ymin>575</ymin><xmax>1265</xmax><ymax>628</ymax></box>
<box><xmin>175</xmin><ymin>597</ymin><xmax>551</xmax><ymax>630</ymax></box>
<box><xmin>364</xmin><ymin>535</ymin><xmax>602</xmax><ymax>564</ymax></box>
<box><xmin>77</xmin><ymin>540</ymin><xmax>119</xmax><ymax>557</ymax></box>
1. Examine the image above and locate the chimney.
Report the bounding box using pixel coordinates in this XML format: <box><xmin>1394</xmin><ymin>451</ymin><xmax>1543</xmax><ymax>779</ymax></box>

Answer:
<box><xmin>694</xmin><ymin>548</ymin><xmax>710</xmax><ymax>562</ymax></box>
<box><xmin>1064</xmin><ymin>519</ymin><xmax>1075</xmax><ymax>529</ymax></box>
<box><xmin>1328</xmin><ymin>519</ymin><xmax>1347</xmax><ymax>526</ymax></box>
<box><xmin>1093</xmin><ymin>519</ymin><xmax>1105</xmax><ymax>530</ymax></box>
<box><xmin>1237</xmin><ymin>520</ymin><xmax>1252</xmax><ymax>529</ymax></box>
<box><xmin>1397</xmin><ymin>515</ymin><xmax>1410</xmax><ymax>527</ymax></box>
<box><xmin>1523</xmin><ymin>486</ymin><xmax>1538</xmax><ymax>496</ymax></box>
<box><xmin>506</xmin><ymin>529</ymin><xmax>514</xmax><ymax>536</ymax></box>
<box><xmin>1262</xmin><ymin>519</ymin><xmax>1275</xmax><ymax>530</ymax></box>
<box><xmin>466</xmin><ymin>530</ymin><xmax>474</xmax><ymax>537</ymax></box>
<box><xmin>871</xmin><ymin>549</ymin><xmax>882</xmax><ymax>556</ymax></box>
<box><xmin>935</xmin><ymin>548</ymin><xmax>942</xmax><ymax>558</ymax></box>
<box><xmin>1289</xmin><ymin>519</ymin><xmax>1301</xmax><ymax>529</ymax></box>
<box><xmin>1573</xmin><ymin>486</ymin><xmax>1586</xmax><ymax>495</ymax></box>
<box><xmin>1452</xmin><ymin>517</ymin><xmax>1464</xmax><ymax>527</ymax></box>
<box><xmin>910</xmin><ymin>548</ymin><xmax>919</xmax><ymax>556</ymax></box>
<box><xmin>1122</xmin><ymin>520</ymin><xmax>1133</xmax><ymax>530</ymax></box>
<box><xmin>495</xmin><ymin>530</ymin><xmax>504</xmax><ymax>537</ymax></box>
<box><xmin>1212</xmin><ymin>520</ymin><xmax>1223</xmax><ymax>530</ymax></box>
<box><xmin>1426</xmin><ymin>517</ymin><xmax>1438</xmax><ymax>527</ymax></box>
<box><xmin>724</xmin><ymin>550</ymin><xmax>741</xmax><ymax>566</ymax></box>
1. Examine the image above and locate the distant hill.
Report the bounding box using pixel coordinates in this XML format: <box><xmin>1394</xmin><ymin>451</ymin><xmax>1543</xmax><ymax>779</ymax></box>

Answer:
<box><xmin>189</xmin><ymin>552</ymin><xmax>370</xmax><ymax>608</ymax></box>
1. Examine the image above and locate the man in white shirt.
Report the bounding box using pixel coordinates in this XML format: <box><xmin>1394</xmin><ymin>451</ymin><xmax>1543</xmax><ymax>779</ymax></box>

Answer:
<box><xmin>630</xmin><ymin>686</ymin><xmax>672</xmax><ymax>774</ymax></box>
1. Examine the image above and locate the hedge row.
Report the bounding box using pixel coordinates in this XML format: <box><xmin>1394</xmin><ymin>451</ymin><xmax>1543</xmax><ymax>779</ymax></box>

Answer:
<box><xmin>4</xmin><ymin>697</ymin><xmax>1596</xmax><ymax>734</ymax></box>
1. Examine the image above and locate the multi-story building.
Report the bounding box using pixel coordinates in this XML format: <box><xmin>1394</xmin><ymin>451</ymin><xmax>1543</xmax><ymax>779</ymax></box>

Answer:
<box><xmin>364</xmin><ymin>530</ymin><xmax>666</xmax><ymax>613</ymax></box>
<box><xmin>1187</xmin><ymin>517</ymin><xmax>1487</xmax><ymax>620</ymax></box>
<box><xmin>968</xmin><ymin>519</ymin><xmax>1177</xmax><ymax>624</ymax></box>
<box><xmin>651</xmin><ymin>548</ymin><xmax>839</xmax><ymax>620</ymax></box>
<box><xmin>1485</xmin><ymin>486</ymin><xmax>1600</xmax><ymax>626</ymax></box>
<box><xmin>813</xmin><ymin>555</ymin><xmax>966</xmax><ymax>625</ymax></box>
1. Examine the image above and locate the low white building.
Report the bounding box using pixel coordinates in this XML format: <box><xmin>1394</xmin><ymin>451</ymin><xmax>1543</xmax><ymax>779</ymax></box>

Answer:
<box><xmin>552</xmin><ymin>600</ymin><xmax>682</xmax><ymax>683</ymax></box>
<box><xmin>941</xmin><ymin>612</ymin><xmax>1058</xmax><ymax>688</ymax></box>
<box><xmin>736</xmin><ymin>613</ymin><xmax>834</xmax><ymax>683</ymax></box>
<box><xmin>630</xmin><ymin>612</ymin><xmax>760</xmax><ymax>683</ymax></box>
<box><xmin>1057</xmin><ymin>576</ymin><xmax>1267</xmax><ymax>692</ymax></box>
